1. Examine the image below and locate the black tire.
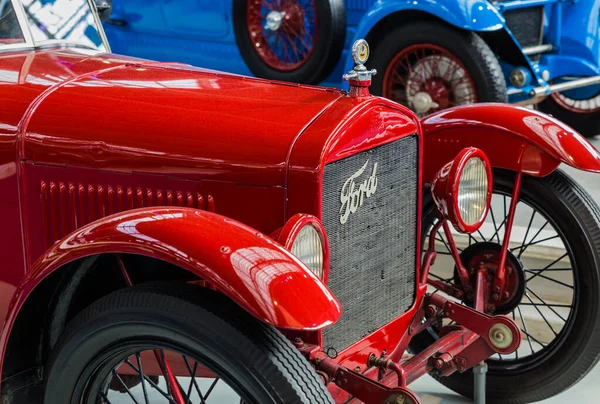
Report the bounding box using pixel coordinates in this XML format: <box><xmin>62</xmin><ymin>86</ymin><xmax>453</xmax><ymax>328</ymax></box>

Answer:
<box><xmin>412</xmin><ymin>169</ymin><xmax>600</xmax><ymax>403</ymax></box>
<box><xmin>370</xmin><ymin>21</ymin><xmax>506</xmax><ymax>115</ymax></box>
<box><xmin>538</xmin><ymin>95</ymin><xmax>600</xmax><ymax>138</ymax></box>
<box><xmin>44</xmin><ymin>284</ymin><xmax>333</xmax><ymax>404</ymax></box>
<box><xmin>233</xmin><ymin>0</ymin><xmax>345</xmax><ymax>84</ymax></box>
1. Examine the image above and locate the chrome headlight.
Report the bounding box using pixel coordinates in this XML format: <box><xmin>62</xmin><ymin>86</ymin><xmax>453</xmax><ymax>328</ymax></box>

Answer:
<box><xmin>291</xmin><ymin>225</ymin><xmax>324</xmax><ymax>279</ymax></box>
<box><xmin>432</xmin><ymin>148</ymin><xmax>492</xmax><ymax>233</ymax></box>
<box><xmin>458</xmin><ymin>157</ymin><xmax>489</xmax><ymax>227</ymax></box>
<box><xmin>278</xmin><ymin>214</ymin><xmax>328</xmax><ymax>280</ymax></box>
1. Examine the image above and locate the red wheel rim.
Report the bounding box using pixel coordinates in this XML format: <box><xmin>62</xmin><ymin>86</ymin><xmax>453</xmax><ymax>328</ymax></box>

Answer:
<box><xmin>550</xmin><ymin>91</ymin><xmax>600</xmax><ymax>114</ymax></box>
<box><xmin>246</xmin><ymin>0</ymin><xmax>318</xmax><ymax>72</ymax></box>
<box><xmin>383</xmin><ymin>44</ymin><xmax>477</xmax><ymax>117</ymax></box>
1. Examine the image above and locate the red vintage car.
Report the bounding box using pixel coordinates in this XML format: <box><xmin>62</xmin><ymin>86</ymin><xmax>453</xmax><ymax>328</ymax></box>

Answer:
<box><xmin>2</xmin><ymin>1</ymin><xmax>600</xmax><ymax>403</ymax></box>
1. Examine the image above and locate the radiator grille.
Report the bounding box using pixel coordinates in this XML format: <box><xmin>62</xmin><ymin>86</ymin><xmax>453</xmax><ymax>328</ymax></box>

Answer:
<box><xmin>503</xmin><ymin>6</ymin><xmax>544</xmax><ymax>48</ymax></box>
<box><xmin>321</xmin><ymin>136</ymin><xmax>418</xmax><ymax>351</ymax></box>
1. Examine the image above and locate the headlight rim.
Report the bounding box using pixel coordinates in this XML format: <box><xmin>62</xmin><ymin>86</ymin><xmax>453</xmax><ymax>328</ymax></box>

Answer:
<box><xmin>277</xmin><ymin>213</ymin><xmax>329</xmax><ymax>281</ymax></box>
<box><xmin>432</xmin><ymin>147</ymin><xmax>493</xmax><ymax>234</ymax></box>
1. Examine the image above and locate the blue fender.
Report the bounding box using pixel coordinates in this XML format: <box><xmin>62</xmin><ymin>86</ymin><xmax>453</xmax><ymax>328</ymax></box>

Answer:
<box><xmin>343</xmin><ymin>0</ymin><xmax>506</xmax><ymax>82</ymax></box>
<box><xmin>559</xmin><ymin>1</ymin><xmax>600</xmax><ymax>68</ymax></box>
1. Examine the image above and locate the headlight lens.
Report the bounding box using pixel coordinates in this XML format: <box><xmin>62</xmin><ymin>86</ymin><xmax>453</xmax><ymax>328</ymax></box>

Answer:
<box><xmin>458</xmin><ymin>157</ymin><xmax>488</xmax><ymax>226</ymax></box>
<box><xmin>432</xmin><ymin>147</ymin><xmax>492</xmax><ymax>234</ymax></box>
<box><xmin>291</xmin><ymin>225</ymin><xmax>324</xmax><ymax>279</ymax></box>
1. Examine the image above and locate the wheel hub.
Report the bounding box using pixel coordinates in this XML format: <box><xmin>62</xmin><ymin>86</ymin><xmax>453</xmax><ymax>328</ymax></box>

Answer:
<box><xmin>409</xmin><ymin>91</ymin><xmax>439</xmax><ymax>115</ymax></box>
<box><xmin>422</xmin><ymin>79</ymin><xmax>450</xmax><ymax>109</ymax></box>
<box><xmin>405</xmin><ymin>56</ymin><xmax>455</xmax><ymax>115</ymax></box>
<box><xmin>458</xmin><ymin>242</ymin><xmax>526</xmax><ymax>314</ymax></box>
<box><xmin>264</xmin><ymin>10</ymin><xmax>286</xmax><ymax>31</ymax></box>
<box><xmin>386</xmin><ymin>49</ymin><xmax>477</xmax><ymax>117</ymax></box>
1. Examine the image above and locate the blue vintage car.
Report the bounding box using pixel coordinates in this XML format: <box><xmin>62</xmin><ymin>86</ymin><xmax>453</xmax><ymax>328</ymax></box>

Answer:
<box><xmin>103</xmin><ymin>0</ymin><xmax>600</xmax><ymax>136</ymax></box>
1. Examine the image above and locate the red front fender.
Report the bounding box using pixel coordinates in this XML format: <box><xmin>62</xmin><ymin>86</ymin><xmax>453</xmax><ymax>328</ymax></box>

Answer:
<box><xmin>421</xmin><ymin>103</ymin><xmax>600</xmax><ymax>182</ymax></box>
<box><xmin>10</xmin><ymin>208</ymin><xmax>341</xmax><ymax>331</ymax></box>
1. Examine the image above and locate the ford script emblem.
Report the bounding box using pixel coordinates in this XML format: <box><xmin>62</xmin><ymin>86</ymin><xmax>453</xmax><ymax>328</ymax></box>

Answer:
<box><xmin>340</xmin><ymin>159</ymin><xmax>379</xmax><ymax>224</ymax></box>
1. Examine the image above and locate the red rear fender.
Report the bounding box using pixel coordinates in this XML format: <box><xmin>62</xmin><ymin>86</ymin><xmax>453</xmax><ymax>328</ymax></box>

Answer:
<box><xmin>422</xmin><ymin>103</ymin><xmax>600</xmax><ymax>182</ymax></box>
<box><xmin>10</xmin><ymin>208</ymin><xmax>341</xmax><ymax>331</ymax></box>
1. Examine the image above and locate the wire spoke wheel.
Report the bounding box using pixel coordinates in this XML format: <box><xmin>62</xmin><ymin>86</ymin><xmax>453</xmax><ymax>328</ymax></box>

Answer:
<box><xmin>382</xmin><ymin>44</ymin><xmax>477</xmax><ymax>117</ymax></box>
<box><xmin>424</xmin><ymin>189</ymin><xmax>575</xmax><ymax>365</ymax></box>
<box><xmin>370</xmin><ymin>22</ymin><xmax>506</xmax><ymax>117</ymax></box>
<box><xmin>538</xmin><ymin>79</ymin><xmax>600</xmax><ymax>137</ymax></box>
<box><xmin>412</xmin><ymin>169</ymin><xmax>600</xmax><ymax>403</ymax></box>
<box><xmin>92</xmin><ymin>346</ymin><xmax>244</xmax><ymax>404</ymax></box>
<box><xmin>550</xmin><ymin>91</ymin><xmax>600</xmax><ymax>114</ymax></box>
<box><xmin>246</xmin><ymin>0</ymin><xmax>317</xmax><ymax>71</ymax></box>
<box><xmin>44</xmin><ymin>285</ymin><xmax>333</xmax><ymax>404</ymax></box>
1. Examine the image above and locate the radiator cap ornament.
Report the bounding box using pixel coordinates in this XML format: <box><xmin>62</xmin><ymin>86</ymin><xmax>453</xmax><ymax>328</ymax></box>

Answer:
<box><xmin>343</xmin><ymin>39</ymin><xmax>377</xmax><ymax>97</ymax></box>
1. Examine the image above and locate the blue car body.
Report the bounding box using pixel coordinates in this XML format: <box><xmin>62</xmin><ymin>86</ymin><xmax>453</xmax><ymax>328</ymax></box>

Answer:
<box><xmin>103</xmin><ymin>0</ymin><xmax>600</xmax><ymax>103</ymax></box>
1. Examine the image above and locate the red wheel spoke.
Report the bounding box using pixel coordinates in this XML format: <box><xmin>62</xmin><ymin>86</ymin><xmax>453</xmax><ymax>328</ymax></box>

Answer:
<box><xmin>284</xmin><ymin>23</ymin><xmax>312</xmax><ymax>56</ymax></box>
<box><xmin>261</xmin><ymin>0</ymin><xmax>277</xmax><ymax>11</ymax></box>
<box><xmin>418</xmin><ymin>50</ymin><xmax>427</xmax><ymax>83</ymax></box>
<box><xmin>282</xmin><ymin>31</ymin><xmax>298</xmax><ymax>60</ymax></box>
<box><xmin>442</xmin><ymin>59</ymin><xmax>463</xmax><ymax>82</ymax></box>
<box><xmin>154</xmin><ymin>350</ymin><xmax>185</xmax><ymax>404</ymax></box>
<box><xmin>280</xmin><ymin>34</ymin><xmax>292</xmax><ymax>63</ymax></box>
<box><xmin>248</xmin><ymin>0</ymin><xmax>316</xmax><ymax>70</ymax></box>
<box><xmin>383</xmin><ymin>44</ymin><xmax>477</xmax><ymax>109</ymax></box>
<box><xmin>430</xmin><ymin>54</ymin><xmax>443</xmax><ymax>77</ymax></box>
<box><xmin>449</xmin><ymin>75</ymin><xmax>471</xmax><ymax>92</ymax></box>
<box><xmin>391</xmin><ymin>71</ymin><xmax>408</xmax><ymax>87</ymax></box>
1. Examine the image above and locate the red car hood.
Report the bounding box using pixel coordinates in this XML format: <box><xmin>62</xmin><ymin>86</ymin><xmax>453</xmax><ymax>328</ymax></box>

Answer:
<box><xmin>10</xmin><ymin>49</ymin><xmax>343</xmax><ymax>187</ymax></box>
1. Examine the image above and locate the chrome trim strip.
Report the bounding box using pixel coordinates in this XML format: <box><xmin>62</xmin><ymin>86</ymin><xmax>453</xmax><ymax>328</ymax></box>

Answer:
<box><xmin>512</xmin><ymin>75</ymin><xmax>600</xmax><ymax>105</ymax></box>
<box><xmin>522</xmin><ymin>44</ymin><xmax>554</xmax><ymax>56</ymax></box>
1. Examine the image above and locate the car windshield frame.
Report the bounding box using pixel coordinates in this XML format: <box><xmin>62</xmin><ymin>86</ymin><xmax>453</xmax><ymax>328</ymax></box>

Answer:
<box><xmin>0</xmin><ymin>0</ymin><xmax>110</xmax><ymax>52</ymax></box>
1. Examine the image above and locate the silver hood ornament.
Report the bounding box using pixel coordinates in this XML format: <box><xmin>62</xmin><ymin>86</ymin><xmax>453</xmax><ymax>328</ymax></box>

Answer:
<box><xmin>343</xmin><ymin>39</ymin><xmax>377</xmax><ymax>97</ymax></box>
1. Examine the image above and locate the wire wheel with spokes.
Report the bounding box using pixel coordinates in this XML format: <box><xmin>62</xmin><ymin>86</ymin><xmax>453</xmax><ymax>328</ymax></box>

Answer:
<box><xmin>93</xmin><ymin>347</ymin><xmax>244</xmax><ymax>403</ymax></box>
<box><xmin>44</xmin><ymin>284</ymin><xmax>333</xmax><ymax>404</ymax></box>
<box><xmin>538</xmin><ymin>85</ymin><xmax>600</xmax><ymax>138</ymax></box>
<box><xmin>233</xmin><ymin>0</ymin><xmax>345</xmax><ymax>84</ymax></box>
<box><xmin>412</xmin><ymin>169</ymin><xmax>600</xmax><ymax>403</ymax></box>
<box><xmin>370</xmin><ymin>21</ymin><xmax>506</xmax><ymax>117</ymax></box>
<box><xmin>247</xmin><ymin>0</ymin><xmax>318</xmax><ymax>72</ymax></box>
<box><xmin>382</xmin><ymin>44</ymin><xmax>478</xmax><ymax>117</ymax></box>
